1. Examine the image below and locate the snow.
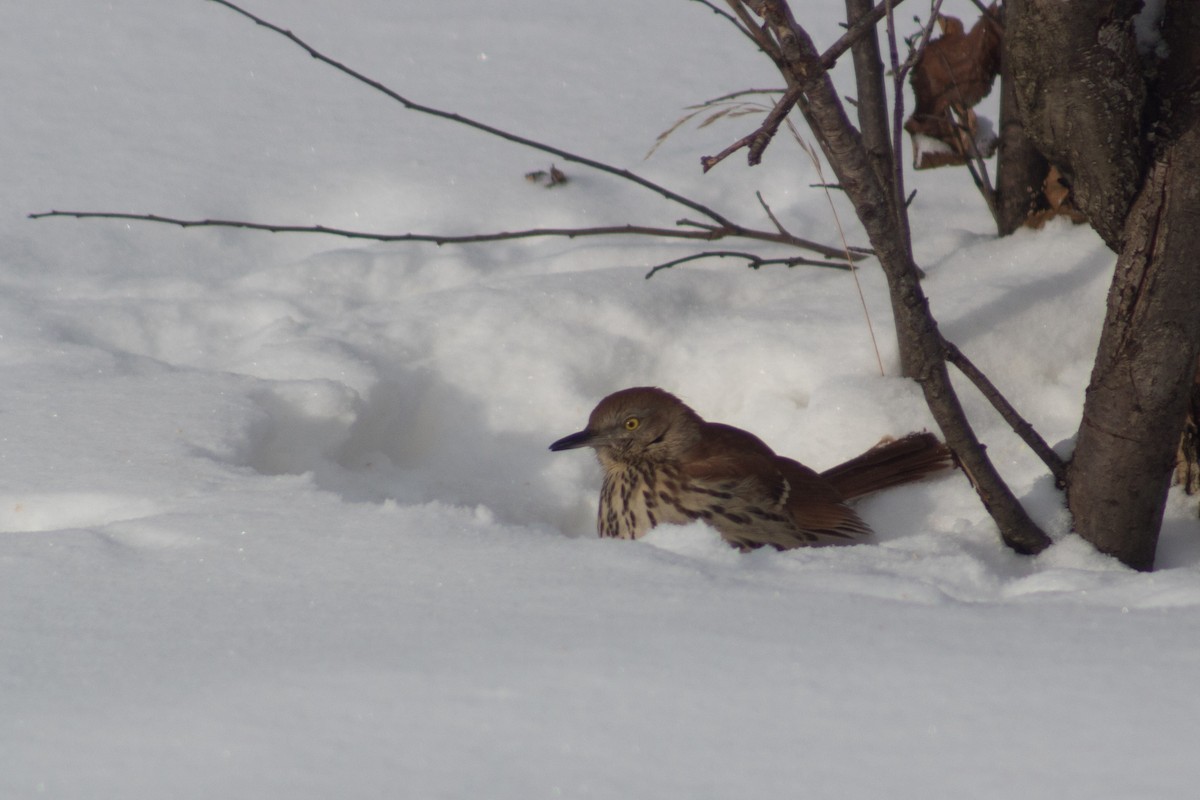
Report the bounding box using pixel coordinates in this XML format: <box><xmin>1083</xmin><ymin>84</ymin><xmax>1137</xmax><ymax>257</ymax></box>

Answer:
<box><xmin>4</xmin><ymin>1</ymin><xmax>1200</xmax><ymax>798</ymax></box>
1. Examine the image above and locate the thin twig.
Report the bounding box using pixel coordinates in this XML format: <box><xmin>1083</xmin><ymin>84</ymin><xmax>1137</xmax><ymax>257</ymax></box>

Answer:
<box><xmin>942</xmin><ymin>338</ymin><xmax>1069</xmax><ymax>487</ymax></box>
<box><xmin>755</xmin><ymin>191</ymin><xmax>790</xmax><ymax>237</ymax></box>
<box><xmin>819</xmin><ymin>0</ymin><xmax>912</xmax><ymax>70</ymax></box>
<box><xmin>687</xmin><ymin>0</ymin><xmax>761</xmax><ymax>45</ymax></box>
<box><xmin>675</xmin><ymin>218</ymin><xmax>724</xmax><ymax>231</ymax></box>
<box><xmin>895</xmin><ymin>0</ymin><xmax>946</xmax><ymax>77</ymax></box>
<box><xmin>934</xmin><ymin>43</ymin><xmax>1000</xmax><ymax>226</ymax></box>
<box><xmin>645</xmin><ymin>249</ymin><xmax>850</xmax><ymax>279</ymax></box>
<box><xmin>205</xmin><ymin>0</ymin><xmax>738</xmax><ymax>230</ymax></box>
<box><xmin>886</xmin><ymin>0</ymin><xmax>944</xmax><ymax>257</ymax></box>
<box><xmin>957</xmin><ymin>127</ymin><xmax>999</xmax><ymax>222</ymax></box>
<box><xmin>725</xmin><ymin>0</ymin><xmax>788</xmax><ymax>73</ymax></box>
<box><xmin>886</xmin><ymin>2</ymin><xmax>907</xmax><ymax>256</ymax></box>
<box><xmin>25</xmin><ymin>212</ymin><xmax>723</xmax><ymax>244</ymax></box>
<box><xmin>29</xmin><ymin>210</ymin><xmax>863</xmax><ymax>260</ymax></box>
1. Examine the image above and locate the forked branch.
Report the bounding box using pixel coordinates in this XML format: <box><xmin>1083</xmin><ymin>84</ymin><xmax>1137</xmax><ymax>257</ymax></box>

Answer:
<box><xmin>721</xmin><ymin>0</ymin><xmax>1052</xmax><ymax>555</ymax></box>
<box><xmin>686</xmin><ymin>0</ymin><xmax>761</xmax><ymax>44</ymax></box>
<box><xmin>701</xmin><ymin>87</ymin><xmax>804</xmax><ymax>171</ymax></box>
<box><xmin>645</xmin><ymin>249</ymin><xmax>851</xmax><ymax>278</ymax></box>
<box><xmin>820</xmin><ymin>0</ymin><xmax>913</xmax><ymax>69</ymax></box>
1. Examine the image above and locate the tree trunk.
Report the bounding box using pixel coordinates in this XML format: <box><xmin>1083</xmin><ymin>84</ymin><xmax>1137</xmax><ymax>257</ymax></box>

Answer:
<box><xmin>1065</xmin><ymin>1</ymin><xmax>1200</xmax><ymax>570</ymax></box>
<box><xmin>844</xmin><ymin>0</ymin><xmax>907</xmax><ymax>253</ymax></box>
<box><xmin>1067</xmin><ymin>127</ymin><xmax>1200</xmax><ymax>570</ymax></box>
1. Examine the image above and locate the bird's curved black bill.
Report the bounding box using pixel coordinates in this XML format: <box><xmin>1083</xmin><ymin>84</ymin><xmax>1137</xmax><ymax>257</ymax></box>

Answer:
<box><xmin>549</xmin><ymin>429</ymin><xmax>595</xmax><ymax>451</ymax></box>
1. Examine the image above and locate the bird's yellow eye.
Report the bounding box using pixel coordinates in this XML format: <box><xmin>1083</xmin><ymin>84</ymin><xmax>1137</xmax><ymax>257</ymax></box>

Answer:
<box><xmin>624</xmin><ymin>417</ymin><xmax>640</xmax><ymax>431</ymax></box>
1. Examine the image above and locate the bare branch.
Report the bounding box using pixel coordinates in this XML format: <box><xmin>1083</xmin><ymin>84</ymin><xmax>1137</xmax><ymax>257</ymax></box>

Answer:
<box><xmin>675</xmin><ymin>218</ymin><xmax>724</xmax><ymax>232</ymax></box>
<box><xmin>647</xmin><ymin>95</ymin><xmax>779</xmax><ymax>160</ymax></box>
<box><xmin>205</xmin><ymin>0</ymin><xmax>738</xmax><ymax>230</ymax></box>
<box><xmin>942</xmin><ymin>338</ymin><xmax>1069</xmax><ymax>487</ymax></box>
<box><xmin>956</xmin><ymin>123</ymin><xmax>999</xmax><ymax>223</ymax></box>
<box><xmin>755</xmin><ymin>191</ymin><xmax>790</xmax><ymax>237</ymax></box>
<box><xmin>724</xmin><ymin>0</ymin><xmax>1052</xmax><ymax>555</ymax></box>
<box><xmin>701</xmin><ymin>86</ymin><xmax>804</xmax><ymax>171</ymax></box>
<box><xmin>886</xmin><ymin>4</ymin><xmax>909</xmax><ymax>232</ymax></box>
<box><xmin>846</xmin><ymin>0</ymin><xmax>905</xmax><ymax>260</ymax></box>
<box><xmin>645</xmin><ymin>249</ymin><xmax>850</xmax><ymax>278</ymax></box>
<box><xmin>895</xmin><ymin>0</ymin><xmax>948</xmax><ymax>79</ymax></box>
<box><xmin>29</xmin><ymin>209</ymin><xmax>864</xmax><ymax>261</ymax></box>
<box><xmin>706</xmin><ymin>2</ymin><xmax>918</xmax><ymax>174</ymax></box>
<box><xmin>687</xmin><ymin>0</ymin><xmax>761</xmax><ymax>45</ymax></box>
<box><xmin>25</xmin><ymin>211</ymin><xmax>712</xmax><ymax>245</ymax></box>
<box><xmin>31</xmin><ymin>2</ymin><xmax>867</xmax><ymax>266</ymax></box>
<box><xmin>819</xmin><ymin>0</ymin><xmax>912</xmax><ymax>70</ymax></box>
<box><xmin>884</xmin><ymin>0</ymin><xmax>945</xmax><ymax>259</ymax></box>
<box><xmin>724</xmin><ymin>0</ymin><xmax>787</xmax><ymax>71</ymax></box>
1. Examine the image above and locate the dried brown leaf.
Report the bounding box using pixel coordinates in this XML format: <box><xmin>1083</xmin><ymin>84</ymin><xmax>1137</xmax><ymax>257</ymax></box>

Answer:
<box><xmin>904</xmin><ymin>4</ymin><xmax>1002</xmax><ymax>167</ymax></box>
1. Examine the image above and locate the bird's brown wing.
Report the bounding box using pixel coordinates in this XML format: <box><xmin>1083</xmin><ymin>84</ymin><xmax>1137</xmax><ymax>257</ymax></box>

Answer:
<box><xmin>680</xmin><ymin>424</ymin><xmax>872</xmax><ymax>549</ymax></box>
<box><xmin>776</xmin><ymin>457</ymin><xmax>873</xmax><ymax>543</ymax></box>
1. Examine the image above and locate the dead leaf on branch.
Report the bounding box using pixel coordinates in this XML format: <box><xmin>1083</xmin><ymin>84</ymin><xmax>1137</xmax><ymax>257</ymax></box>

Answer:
<box><xmin>904</xmin><ymin>5</ymin><xmax>1002</xmax><ymax>170</ymax></box>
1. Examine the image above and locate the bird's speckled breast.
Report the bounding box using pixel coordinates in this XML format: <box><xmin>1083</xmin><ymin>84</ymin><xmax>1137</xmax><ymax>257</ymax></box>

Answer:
<box><xmin>598</xmin><ymin>461</ymin><xmax>693</xmax><ymax>539</ymax></box>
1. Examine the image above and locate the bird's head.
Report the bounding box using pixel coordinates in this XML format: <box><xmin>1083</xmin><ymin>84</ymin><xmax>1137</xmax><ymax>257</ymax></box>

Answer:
<box><xmin>549</xmin><ymin>386</ymin><xmax>702</xmax><ymax>467</ymax></box>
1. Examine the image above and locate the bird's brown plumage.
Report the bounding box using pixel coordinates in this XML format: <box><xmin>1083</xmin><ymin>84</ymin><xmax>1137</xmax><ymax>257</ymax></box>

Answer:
<box><xmin>550</xmin><ymin>386</ymin><xmax>953</xmax><ymax>550</ymax></box>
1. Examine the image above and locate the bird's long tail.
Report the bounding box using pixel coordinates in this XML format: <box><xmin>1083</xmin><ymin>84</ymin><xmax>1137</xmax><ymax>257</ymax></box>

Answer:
<box><xmin>820</xmin><ymin>432</ymin><xmax>955</xmax><ymax>501</ymax></box>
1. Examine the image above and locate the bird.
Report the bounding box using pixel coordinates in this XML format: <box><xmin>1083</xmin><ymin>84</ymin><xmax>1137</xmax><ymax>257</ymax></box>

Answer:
<box><xmin>549</xmin><ymin>386</ymin><xmax>954</xmax><ymax>550</ymax></box>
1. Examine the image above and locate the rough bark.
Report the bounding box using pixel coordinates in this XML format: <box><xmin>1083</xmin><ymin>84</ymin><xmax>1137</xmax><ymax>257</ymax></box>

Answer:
<box><xmin>1066</xmin><ymin>0</ymin><xmax>1200</xmax><ymax>570</ymax></box>
<box><xmin>1005</xmin><ymin>0</ymin><xmax>1145</xmax><ymax>251</ymax></box>
<box><xmin>1067</xmin><ymin>129</ymin><xmax>1200</xmax><ymax>569</ymax></box>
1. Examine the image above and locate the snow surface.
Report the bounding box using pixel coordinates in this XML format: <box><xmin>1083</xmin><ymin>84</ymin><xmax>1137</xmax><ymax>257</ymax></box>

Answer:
<box><xmin>4</xmin><ymin>1</ymin><xmax>1200</xmax><ymax>798</ymax></box>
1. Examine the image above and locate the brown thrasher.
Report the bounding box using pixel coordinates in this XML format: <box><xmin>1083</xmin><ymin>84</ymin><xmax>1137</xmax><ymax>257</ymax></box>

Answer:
<box><xmin>549</xmin><ymin>386</ymin><xmax>954</xmax><ymax>550</ymax></box>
